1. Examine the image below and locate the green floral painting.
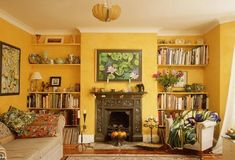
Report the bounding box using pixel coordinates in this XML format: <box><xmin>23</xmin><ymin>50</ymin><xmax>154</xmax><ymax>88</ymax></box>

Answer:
<box><xmin>96</xmin><ymin>49</ymin><xmax>142</xmax><ymax>81</ymax></box>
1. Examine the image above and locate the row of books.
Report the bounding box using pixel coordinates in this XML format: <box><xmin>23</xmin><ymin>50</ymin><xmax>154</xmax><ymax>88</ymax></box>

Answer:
<box><xmin>27</xmin><ymin>93</ymin><xmax>79</xmax><ymax>109</ymax></box>
<box><xmin>157</xmin><ymin>46</ymin><xmax>209</xmax><ymax>65</ymax></box>
<box><xmin>158</xmin><ymin>111</ymin><xmax>181</xmax><ymax>127</ymax></box>
<box><xmin>63</xmin><ymin>127</ymin><xmax>79</xmax><ymax>144</ymax></box>
<box><xmin>63</xmin><ymin>110</ymin><xmax>79</xmax><ymax>126</ymax></box>
<box><xmin>157</xmin><ymin>94</ymin><xmax>209</xmax><ymax>110</ymax></box>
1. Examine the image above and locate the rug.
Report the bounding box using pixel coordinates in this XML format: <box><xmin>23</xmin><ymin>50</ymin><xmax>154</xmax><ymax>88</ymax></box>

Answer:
<box><xmin>66</xmin><ymin>154</ymin><xmax>200</xmax><ymax>160</ymax></box>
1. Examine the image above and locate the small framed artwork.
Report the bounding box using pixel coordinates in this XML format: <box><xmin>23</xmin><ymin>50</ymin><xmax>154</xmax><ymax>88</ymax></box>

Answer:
<box><xmin>50</xmin><ymin>76</ymin><xmax>61</xmax><ymax>87</ymax></box>
<box><xmin>0</xmin><ymin>41</ymin><xmax>21</xmax><ymax>96</ymax></box>
<box><xmin>45</xmin><ymin>37</ymin><xmax>64</xmax><ymax>44</ymax></box>
<box><xmin>174</xmin><ymin>71</ymin><xmax>188</xmax><ymax>88</ymax></box>
<box><xmin>96</xmin><ymin>49</ymin><xmax>142</xmax><ymax>81</ymax></box>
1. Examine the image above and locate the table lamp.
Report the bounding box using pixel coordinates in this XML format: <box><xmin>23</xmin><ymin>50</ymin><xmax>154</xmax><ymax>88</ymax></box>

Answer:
<box><xmin>30</xmin><ymin>72</ymin><xmax>42</xmax><ymax>91</ymax></box>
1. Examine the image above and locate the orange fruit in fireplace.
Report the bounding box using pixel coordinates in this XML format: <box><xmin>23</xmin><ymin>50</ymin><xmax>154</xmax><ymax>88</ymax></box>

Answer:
<box><xmin>111</xmin><ymin>131</ymin><xmax>118</xmax><ymax>137</ymax></box>
<box><xmin>118</xmin><ymin>131</ymin><xmax>127</xmax><ymax>138</ymax></box>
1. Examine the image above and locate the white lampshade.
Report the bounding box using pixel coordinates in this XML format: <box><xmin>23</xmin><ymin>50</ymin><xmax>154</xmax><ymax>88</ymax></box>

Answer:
<box><xmin>30</xmin><ymin>72</ymin><xmax>42</xmax><ymax>80</ymax></box>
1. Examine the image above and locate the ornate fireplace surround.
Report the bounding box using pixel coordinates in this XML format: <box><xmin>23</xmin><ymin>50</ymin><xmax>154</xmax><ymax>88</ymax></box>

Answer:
<box><xmin>92</xmin><ymin>92</ymin><xmax>146</xmax><ymax>142</ymax></box>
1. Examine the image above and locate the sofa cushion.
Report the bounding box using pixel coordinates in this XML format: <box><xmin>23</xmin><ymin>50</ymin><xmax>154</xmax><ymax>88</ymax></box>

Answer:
<box><xmin>2</xmin><ymin>136</ymin><xmax>61</xmax><ymax>160</ymax></box>
<box><xmin>0</xmin><ymin>106</ymin><xmax>36</xmax><ymax>135</ymax></box>
<box><xmin>18</xmin><ymin>114</ymin><xmax>59</xmax><ymax>138</ymax></box>
<box><xmin>0</xmin><ymin>122</ymin><xmax>15</xmax><ymax>145</ymax></box>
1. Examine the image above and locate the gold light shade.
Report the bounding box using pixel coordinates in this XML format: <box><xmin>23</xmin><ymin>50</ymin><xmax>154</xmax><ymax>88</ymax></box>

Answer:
<box><xmin>92</xmin><ymin>3</ymin><xmax>121</xmax><ymax>22</ymax></box>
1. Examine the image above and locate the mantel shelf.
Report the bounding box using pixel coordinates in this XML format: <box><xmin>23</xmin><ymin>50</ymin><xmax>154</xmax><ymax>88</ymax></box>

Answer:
<box><xmin>91</xmin><ymin>91</ymin><xmax>147</xmax><ymax>95</ymax></box>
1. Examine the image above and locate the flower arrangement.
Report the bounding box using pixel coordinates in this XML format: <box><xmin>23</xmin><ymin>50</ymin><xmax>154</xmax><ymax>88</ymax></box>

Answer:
<box><xmin>110</xmin><ymin>125</ymin><xmax>127</xmax><ymax>146</ymax></box>
<box><xmin>153</xmin><ymin>69</ymin><xmax>183</xmax><ymax>90</ymax></box>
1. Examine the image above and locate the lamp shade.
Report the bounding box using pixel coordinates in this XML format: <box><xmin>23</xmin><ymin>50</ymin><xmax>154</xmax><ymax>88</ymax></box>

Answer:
<box><xmin>30</xmin><ymin>72</ymin><xmax>42</xmax><ymax>80</ymax></box>
<box><xmin>92</xmin><ymin>3</ymin><xmax>121</xmax><ymax>22</ymax></box>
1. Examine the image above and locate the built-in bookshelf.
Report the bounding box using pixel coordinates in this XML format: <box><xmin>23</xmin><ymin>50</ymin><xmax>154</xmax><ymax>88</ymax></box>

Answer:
<box><xmin>156</xmin><ymin>40</ymin><xmax>209</xmax><ymax>132</ymax></box>
<box><xmin>157</xmin><ymin>92</ymin><xmax>208</xmax><ymax>127</ymax></box>
<box><xmin>157</xmin><ymin>45</ymin><xmax>208</xmax><ymax>65</ymax></box>
<box><xmin>27</xmin><ymin>92</ymin><xmax>80</xmax><ymax>127</ymax></box>
<box><xmin>28</xmin><ymin>34</ymin><xmax>81</xmax><ymax>129</ymax></box>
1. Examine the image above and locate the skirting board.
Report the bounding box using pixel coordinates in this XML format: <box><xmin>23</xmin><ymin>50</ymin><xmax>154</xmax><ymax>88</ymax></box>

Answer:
<box><xmin>78</xmin><ymin>135</ymin><xmax>94</xmax><ymax>143</ymax></box>
<box><xmin>78</xmin><ymin>135</ymin><xmax>159</xmax><ymax>143</ymax></box>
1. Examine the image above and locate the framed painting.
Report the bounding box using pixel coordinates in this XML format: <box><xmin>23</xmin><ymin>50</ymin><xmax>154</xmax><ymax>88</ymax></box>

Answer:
<box><xmin>96</xmin><ymin>49</ymin><xmax>142</xmax><ymax>81</ymax></box>
<box><xmin>50</xmin><ymin>76</ymin><xmax>61</xmax><ymax>87</ymax></box>
<box><xmin>0</xmin><ymin>41</ymin><xmax>21</xmax><ymax>95</ymax></box>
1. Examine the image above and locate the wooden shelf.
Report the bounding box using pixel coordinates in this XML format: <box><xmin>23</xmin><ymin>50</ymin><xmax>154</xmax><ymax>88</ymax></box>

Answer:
<box><xmin>28</xmin><ymin>91</ymin><xmax>80</xmax><ymax>94</ymax></box>
<box><xmin>32</xmin><ymin>43</ymin><xmax>80</xmax><ymax>46</ymax></box>
<box><xmin>65</xmin><ymin>125</ymin><xmax>78</xmax><ymax>127</ymax></box>
<box><xmin>29</xmin><ymin>64</ymin><xmax>80</xmax><ymax>66</ymax></box>
<box><xmin>157</xmin><ymin>91</ymin><xmax>208</xmax><ymax>95</ymax></box>
<box><xmin>158</xmin><ymin>44</ymin><xmax>207</xmax><ymax>47</ymax></box>
<box><xmin>157</xmin><ymin>64</ymin><xmax>207</xmax><ymax>67</ymax></box>
<box><xmin>28</xmin><ymin>108</ymin><xmax>80</xmax><ymax>110</ymax></box>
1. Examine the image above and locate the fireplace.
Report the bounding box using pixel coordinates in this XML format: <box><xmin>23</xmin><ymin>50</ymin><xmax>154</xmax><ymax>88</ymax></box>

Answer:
<box><xmin>92</xmin><ymin>92</ymin><xmax>145</xmax><ymax>142</ymax></box>
<box><xmin>106</xmin><ymin>110</ymin><xmax>132</xmax><ymax>141</ymax></box>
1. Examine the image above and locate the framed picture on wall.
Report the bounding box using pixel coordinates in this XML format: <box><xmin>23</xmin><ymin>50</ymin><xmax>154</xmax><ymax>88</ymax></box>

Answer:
<box><xmin>96</xmin><ymin>49</ymin><xmax>142</xmax><ymax>81</ymax></box>
<box><xmin>50</xmin><ymin>76</ymin><xmax>61</xmax><ymax>87</ymax></box>
<box><xmin>0</xmin><ymin>41</ymin><xmax>21</xmax><ymax>95</ymax></box>
<box><xmin>174</xmin><ymin>71</ymin><xmax>188</xmax><ymax>88</ymax></box>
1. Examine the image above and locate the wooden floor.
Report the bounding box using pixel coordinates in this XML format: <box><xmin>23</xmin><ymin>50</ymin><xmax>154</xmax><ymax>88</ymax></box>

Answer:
<box><xmin>63</xmin><ymin>144</ymin><xmax>222</xmax><ymax>160</ymax></box>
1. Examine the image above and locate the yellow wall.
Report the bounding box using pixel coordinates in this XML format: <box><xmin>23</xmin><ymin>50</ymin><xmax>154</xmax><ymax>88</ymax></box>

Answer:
<box><xmin>80</xmin><ymin>33</ymin><xmax>157</xmax><ymax>135</ymax></box>
<box><xmin>0</xmin><ymin>18</ymin><xmax>31</xmax><ymax>113</ymax></box>
<box><xmin>219</xmin><ymin>22</ymin><xmax>235</xmax><ymax>123</ymax></box>
<box><xmin>204</xmin><ymin>26</ymin><xmax>220</xmax><ymax>114</ymax></box>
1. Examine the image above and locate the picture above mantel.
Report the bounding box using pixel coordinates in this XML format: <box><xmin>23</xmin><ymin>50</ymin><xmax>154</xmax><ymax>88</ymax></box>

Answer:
<box><xmin>96</xmin><ymin>49</ymin><xmax>142</xmax><ymax>81</ymax></box>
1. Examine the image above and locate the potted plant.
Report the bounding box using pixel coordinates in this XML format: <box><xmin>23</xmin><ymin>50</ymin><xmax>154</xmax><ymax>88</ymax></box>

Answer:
<box><xmin>153</xmin><ymin>69</ymin><xmax>183</xmax><ymax>91</ymax></box>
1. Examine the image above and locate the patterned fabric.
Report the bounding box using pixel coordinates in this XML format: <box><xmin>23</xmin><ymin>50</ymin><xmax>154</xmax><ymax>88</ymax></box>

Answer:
<box><xmin>0</xmin><ymin>144</ymin><xmax>7</xmax><ymax>160</ymax></box>
<box><xmin>0</xmin><ymin>122</ymin><xmax>15</xmax><ymax>145</ymax></box>
<box><xmin>168</xmin><ymin>110</ymin><xmax>220</xmax><ymax>149</ymax></box>
<box><xmin>0</xmin><ymin>122</ymin><xmax>12</xmax><ymax>138</ymax></box>
<box><xmin>18</xmin><ymin>114</ymin><xmax>59</xmax><ymax>138</ymax></box>
<box><xmin>0</xmin><ymin>106</ymin><xmax>36</xmax><ymax>135</ymax></box>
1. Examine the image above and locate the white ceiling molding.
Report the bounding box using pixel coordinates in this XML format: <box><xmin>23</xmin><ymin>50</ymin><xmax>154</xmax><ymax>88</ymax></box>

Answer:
<box><xmin>0</xmin><ymin>9</ymin><xmax>34</xmax><ymax>34</ymax></box>
<box><xmin>217</xmin><ymin>16</ymin><xmax>235</xmax><ymax>25</ymax></box>
<box><xmin>78</xmin><ymin>26</ymin><xmax>161</xmax><ymax>33</ymax></box>
<box><xmin>201</xmin><ymin>20</ymin><xmax>220</xmax><ymax>35</ymax></box>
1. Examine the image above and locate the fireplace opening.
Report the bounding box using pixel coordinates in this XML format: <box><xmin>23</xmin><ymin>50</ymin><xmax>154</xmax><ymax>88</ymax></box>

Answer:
<box><xmin>106</xmin><ymin>111</ymin><xmax>132</xmax><ymax>141</ymax></box>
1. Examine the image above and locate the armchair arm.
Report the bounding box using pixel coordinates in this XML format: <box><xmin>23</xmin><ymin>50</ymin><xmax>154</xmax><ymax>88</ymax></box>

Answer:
<box><xmin>197</xmin><ymin>120</ymin><xmax>216</xmax><ymax>129</ymax></box>
<box><xmin>56</xmin><ymin>114</ymin><xmax>65</xmax><ymax>137</ymax></box>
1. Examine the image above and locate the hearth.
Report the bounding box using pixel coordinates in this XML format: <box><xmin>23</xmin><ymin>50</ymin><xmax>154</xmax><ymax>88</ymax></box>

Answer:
<box><xmin>92</xmin><ymin>92</ymin><xmax>146</xmax><ymax>142</ymax></box>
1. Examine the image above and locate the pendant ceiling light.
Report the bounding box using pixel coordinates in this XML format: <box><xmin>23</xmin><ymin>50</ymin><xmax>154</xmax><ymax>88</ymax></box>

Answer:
<box><xmin>92</xmin><ymin>0</ymin><xmax>121</xmax><ymax>22</ymax></box>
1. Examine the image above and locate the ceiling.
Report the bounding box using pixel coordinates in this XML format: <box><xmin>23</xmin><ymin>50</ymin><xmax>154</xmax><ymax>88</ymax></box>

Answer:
<box><xmin>1</xmin><ymin>0</ymin><xmax>235</xmax><ymax>35</ymax></box>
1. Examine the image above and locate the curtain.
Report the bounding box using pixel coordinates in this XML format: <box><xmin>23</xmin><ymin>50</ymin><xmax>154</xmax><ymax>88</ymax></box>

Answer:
<box><xmin>212</xmin><ymin>48</ymin><xmax>235</xmax><ymax>154</ymax></box>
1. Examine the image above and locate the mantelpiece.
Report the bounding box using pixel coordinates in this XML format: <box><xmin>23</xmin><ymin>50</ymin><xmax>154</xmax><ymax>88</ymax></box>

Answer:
<box><xmin>91</xmin><ymin>91</ymin><xmax>146</xmax><ymax>142</ymax></box>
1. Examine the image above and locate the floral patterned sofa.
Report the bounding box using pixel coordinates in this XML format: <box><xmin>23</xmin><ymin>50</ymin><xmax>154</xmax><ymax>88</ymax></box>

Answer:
<box><xmin>0</xmin><ymin>107</ymin><xmax>65</xmax><ymax>160</ymax></box>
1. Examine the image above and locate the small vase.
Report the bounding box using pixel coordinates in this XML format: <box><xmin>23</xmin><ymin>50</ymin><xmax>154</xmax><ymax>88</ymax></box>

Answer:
<box><xmin>164</xmin><ymin>85</ymin><xmax>172</xmax><ymax>92</ymax></box>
